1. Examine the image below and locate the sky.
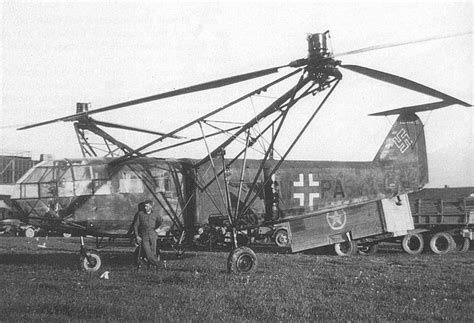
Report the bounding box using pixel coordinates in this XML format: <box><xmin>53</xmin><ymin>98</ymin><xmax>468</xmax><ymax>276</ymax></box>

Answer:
<box><xmin>0</xmin><ymin>0</ymin><xmax>472</xmax><ymax>187</ymax></box>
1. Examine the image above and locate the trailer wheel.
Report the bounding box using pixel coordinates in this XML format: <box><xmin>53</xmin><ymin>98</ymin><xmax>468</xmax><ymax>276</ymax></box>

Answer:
<box><xmin>227</xmin><ymin>246</ymin><xmax>258</xmax><ymax>274</ymax></box>
<box><xmin>334</xmin><ymin>241</ymin><xmax>358</xmax><ymax>256</ymax></box>
<box><xmin>454</xmin><ymin>237</ymin><xmax>470</xmax><ymax>253</ymax></box>
<box><xmin>358</xmin><ymin>243</ymin><xmax>379</xmax><ymax>255</ymax></box>
<box><xmin>401</xmin><ymin>233</ymin><xmax>424</xmax><ymax>255</ymax></box>
<box><xmin>24</xmin><ymin>227</ymin><xmax>35</xmax><ymax>238</ymax></box>
<box><xmin>274</xmin><ymin>229</ymin><xmax>289</xmax><ymax>248</ymax></box>
<box><xmin>429</xmin><ymin>232</ymin><xmax>455</xmax><ymax>255</ymax></box>
<box><xmin>80</xmin><ymin>251</ymin><xmax>102</xmax><ymax>272</ymax></box>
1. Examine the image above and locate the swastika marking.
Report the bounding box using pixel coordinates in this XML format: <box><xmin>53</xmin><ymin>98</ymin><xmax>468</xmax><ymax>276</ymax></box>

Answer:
<box><xmin>392</xmin><ymin>128</ymin><xmax>413</xmax><ymax>153</ymax></box>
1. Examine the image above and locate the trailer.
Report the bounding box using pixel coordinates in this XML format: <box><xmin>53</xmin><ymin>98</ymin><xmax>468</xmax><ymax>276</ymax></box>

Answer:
<box><xmin>279</xmin><ymin>194</ymin><xmax>414</xmax><ymax>256</ymax></box>
<box><xmin>401</xmin><ymin>187</ymin><xmax>474</xmax><ymax>255</ymax></box>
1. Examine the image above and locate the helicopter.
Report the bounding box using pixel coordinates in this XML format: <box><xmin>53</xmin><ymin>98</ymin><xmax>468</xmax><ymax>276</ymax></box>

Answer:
<box><xmin>11</xmin><ymin>31</ymin><xmax>472</xmax><ymax>273</ymax></box>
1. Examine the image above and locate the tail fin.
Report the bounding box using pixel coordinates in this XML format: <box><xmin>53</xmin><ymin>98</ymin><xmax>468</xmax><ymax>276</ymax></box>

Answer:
<box><xmin>373</xmin><ymin>112</ymin><xmax>428</xmax><ymax>193</ymax></box>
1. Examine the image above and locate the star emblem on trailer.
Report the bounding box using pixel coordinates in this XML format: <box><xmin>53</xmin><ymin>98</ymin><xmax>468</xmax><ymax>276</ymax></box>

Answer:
<box><xmin>326</xmin><ymin>210</ymin><xmax>347</xmax><ymax>230</ymax></box>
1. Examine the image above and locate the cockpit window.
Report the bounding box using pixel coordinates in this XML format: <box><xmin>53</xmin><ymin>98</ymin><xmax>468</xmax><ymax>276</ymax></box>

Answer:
<box><xmin>73</xmin><ymin>166</ymin><xmax>92</xmax><ymax>195</ymax></box>
<box><xmin>119</xmin><ymin>170</ymin><xmax>143</xmax><ymax>193</ymax></box>
<box><xmin>20</xmin><ymin>183</ymin><xmax>39</xmax><ymax>198</ymax></box>
<box><xmin>23</xmin><ymin>167</ymin><xmax>48</xmax><ymax>183</ymax></box>
<box><xmin>39</xmin><ymin>182</ymin><xmax>57</xmax><ymax>198</ymax></box>
<box><xmin>74</xmin><ymin>166</ymin><xmax>91</xmax><ymax>181</ymax></box>
<box><xmin>149</xmin><ymin>165</ymin><xmax>182</xmax><ymax>198</ymax></box>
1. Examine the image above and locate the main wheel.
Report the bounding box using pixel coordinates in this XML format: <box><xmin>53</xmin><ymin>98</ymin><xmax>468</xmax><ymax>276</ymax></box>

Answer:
<box><xmin>80</xmin><ymin>250</ymin><xmax>102</xmax><ymax>272</ymax></box>
<box><xmin>274</xmin><ymin>229</ymin><xmax>289</xmax><ymax>248</ymax></box>
<box><xmin>401</xmin><ymin>233</ymin><xmax>424</xmax><ymax>255</ymax></box>
<box><xmin>454</xmin><ymin>236</ymin><xmax>470</xmax><ymax>253</ymax></box>
<box><xmin>334</xmin><ymin>240</ymin><xmax>358</xmax><ymax>256</ymax></box>
<box><xmin>227</xmin><ymin>246</ymin><xmax>258</xmax><ymax>274</ymax></box>
<box><xmin>430</xmin><ymin>232</ymin><xmax>455</xmax><ymax>255</ymax></box>
<box><xmin>24</xmin><ymin>227</ymin><xmax>35</xmax><ymax>238</ymax></box>
<box><xmin>358</xmin><ymin>243</ymin><xmax>379</xmax><ymax>255</ymax></box>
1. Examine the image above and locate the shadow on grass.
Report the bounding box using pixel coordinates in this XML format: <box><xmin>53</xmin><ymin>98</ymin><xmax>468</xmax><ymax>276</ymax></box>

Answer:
<box><xmin>0</xmin><ymin>253</ymin><xmax>79</xmax><ymax>269</ymax></box>
<box><xmin>0</xmin><ymin>248</ymin><xmax>198</xmax><ymax>270</ymax></box>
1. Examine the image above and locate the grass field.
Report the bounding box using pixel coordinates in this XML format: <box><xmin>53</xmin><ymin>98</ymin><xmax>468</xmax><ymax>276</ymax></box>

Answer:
<box><xmin>0</xmin><ymin>236</ymin><xmax>473</xmax><ymax>321</ymax></box>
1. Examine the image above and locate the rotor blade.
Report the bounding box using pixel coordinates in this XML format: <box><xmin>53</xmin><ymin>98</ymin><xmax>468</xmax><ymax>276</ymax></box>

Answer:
<box><xmin>1</xmin><ymin>123</ymin><xmax>33</xmax><ymax>130</ymax></box>
<box><xmin>369</xmin><ymin>101</ymin><xmax>459</xmax><ymax>116</ymax></box>
<box><xmin>18</xmin><ymin>64</ymin><xmax>289</xmax><ymax>131</ymax></box>
<box><xmin>90</xmin><ymin>118</ymin><xmax>184</xmax><ymax>139</ymax></box>
<box><xmin>334</xmin><ymin>31</ymin><xmax>472</xmax><ymax>57</ymax></box>
<box><xmin>340</xmin><ymin>64</ymin><xmax>472</xmax><ymax>106</ymax></box>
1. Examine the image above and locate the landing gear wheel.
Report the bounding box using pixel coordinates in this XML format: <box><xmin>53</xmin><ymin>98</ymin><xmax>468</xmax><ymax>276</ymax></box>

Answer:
<box><xmin>454</xmin><ymin>237</ymin><xmax>470</xmax><ymax>253</ymax></box>
<box><xmin>334</xmin><ymin>241</ymin><xmax>358</xmax><ymax>256</ymax></box>
<box><xmin>274</xmin><ymin>229</ymin><xmax>289</xmax><ymax>248</ymax></box>
<box><xmin>227</xmin><ymin>246</ymin><xmax>258</xmax><ymax>274</ymax></box>
<box><xmin>80</xmin><ymin>250</ymin><xmax>102</xmax><ymax>272</ymax></box>
<box><xmin>430</xmin><ymin>232</ymin><xmax>455</xmax><ymax>255</ymax></box>
<box><xmin>24</xmin><ymin>227</ymin><xmax>35</xmax><ymax>238</ymax></box>
<box><xmin>358</xmin><ymin>243</ymin><xmax>379</xmax><ymax>255</ymax></box>
<box><xmin>401</xmin><ymin>233</ymin><xmax>424</xmax><ymax>255</ymax></box>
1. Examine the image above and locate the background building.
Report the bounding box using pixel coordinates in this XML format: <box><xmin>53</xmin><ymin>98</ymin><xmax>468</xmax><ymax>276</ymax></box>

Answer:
<box><xmin>0</xmin><ymin>152</ymin><xmax>43</xmax><ymax>219</ymax></box>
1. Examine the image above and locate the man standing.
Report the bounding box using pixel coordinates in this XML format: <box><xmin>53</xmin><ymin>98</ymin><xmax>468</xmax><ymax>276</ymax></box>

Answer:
<box><xmin>133</xmin><ymin>200</ymin><xmax>162</xmax><ymax>267</ymax></box>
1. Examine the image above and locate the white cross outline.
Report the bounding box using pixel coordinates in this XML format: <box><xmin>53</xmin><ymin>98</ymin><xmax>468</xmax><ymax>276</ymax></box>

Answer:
<box><xmin>293</xmin><ymin>193</ymin><xmax>305</xmax><ymax>206</ymax></box>
<box><xmin>293</xmin><ymin>173</ymin><xmax>321</xmax><ymax>206</ymax></box>
<box><xmin>293</xmin><ymin>174</ymin><xmax>304</xmax><ymax>187</ymax></box>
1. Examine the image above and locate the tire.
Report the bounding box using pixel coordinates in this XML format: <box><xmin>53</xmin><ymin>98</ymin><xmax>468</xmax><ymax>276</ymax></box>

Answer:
<box><xmin>274</xmin><ymin>229</ymin><xmax>289</xmax><ymax>248</ymax></box>
<box><xmin>24</xmin><ymin>227</ymin><xmax>35</xmax><ymax>238</ymax></box>
<box><xmin>227</xmin><ymin>246</ymin><xmax>258</xmax><ymax>274</ymax></box>
<box><xmin>454</xmin><ymin>237</ymin><xmax>470</xmax><ymax>253</ymax></box>
<box><xmin>358</xmin><ymin>243</ymin><xmax>379</xmax><ymax>255</ymax></box>
<box><xmin>429</xmin><ymin>232</ymin><xmax>455</xmax><ymax>255</ymax></box>
<box><xmin>63</xmin><ymin>233</ymin><xmax>72</xmax><ymax>238</ymax></box>
<box><xmin>80</xmin><ymin>251</ymin><xmax>102</xmax><ymax>272</ymax></box>
<box><xmin>334</xmin><ymin>240</ymin><xmax>358</xmax><ymax>256</ymax></box>
<box><xmin>401</xmin><ymin>233</ymin><xmax>424</xmax><ymax>255</ymax></box>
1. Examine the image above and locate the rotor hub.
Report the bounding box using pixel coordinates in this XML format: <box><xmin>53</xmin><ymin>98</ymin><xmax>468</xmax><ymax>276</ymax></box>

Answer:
<box><xmin>307</xmin><ymin>31</ymin><xmax>332</xmax><ymax>59</ymax></box>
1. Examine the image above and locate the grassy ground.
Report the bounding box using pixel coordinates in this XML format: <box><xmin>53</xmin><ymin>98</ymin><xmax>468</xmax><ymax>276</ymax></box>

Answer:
<box><xmin>0</xmin><ymin>236</ymin><xmax>473</xmax><ymax>321</ymax></box>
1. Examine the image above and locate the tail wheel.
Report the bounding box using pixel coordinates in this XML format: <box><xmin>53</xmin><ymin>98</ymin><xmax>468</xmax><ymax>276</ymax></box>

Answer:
<box><xmin>429</xmin><ymin>232</ymin><xmax>455</xmax><ymax>255</ymax></box>
<box><xmin>274</xmin><ymin>229</ymin><xmax>289</xmax><ymax>248</ymax></box>
<box><xmin>454</xmin><ymin>237</ymin><xmax>470</xmax><ymax>253</ymax></box>
<box><xmin>358</xmin><ymin>243</ymin><xmax>379</xmax><ymax>255</ymax></box>
<box><xmin>401</xmin><ymin>233</ymin><xmax>424</xmax><ymax>255</ymax></box>
<box><xmin>227</xmin><ymin>246</ymin><xmax>258</xmax><ymax>274</ymax></box>
<box><xmin>334</xmin><ymin>240</ymin><xmax>358</xmax><ymax>256</ymax></box>
<box><xmin>24</xmin><ymin>227</ymin><xmax>35</xmax><ymax>238</ymax></box>
<box><xmin>80</xmin><ymin>251</ymin><xmax>102</xmax><ymax>272</ymax></box>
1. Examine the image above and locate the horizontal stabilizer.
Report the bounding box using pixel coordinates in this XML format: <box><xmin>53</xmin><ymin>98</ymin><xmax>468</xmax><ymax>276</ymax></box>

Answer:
<box><xmin>369</xmin><ymin>101</ymin><xmax>472</xmax><ymax>116</ymax></box>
